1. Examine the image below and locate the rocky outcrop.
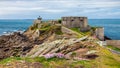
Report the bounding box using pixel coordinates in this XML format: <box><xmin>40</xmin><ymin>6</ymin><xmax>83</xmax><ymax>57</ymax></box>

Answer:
<box><xmin>0</xmin><ymin>22</ymin><xmax>97</xmax><ymax>59</ymax></box>
<box><xmin>0</xmin><ymin>32</ymin><xmax>42</xmax><ymax>59</ymax></box>
<box><xmin>26</xmin><ymin>36</ymin><xmax>97</xmax><ymax>58</ymax></box>
<box><xmin>0</xmin><ymin>23</ymin><xmax>82</xmax><ymax>59</ymax></box>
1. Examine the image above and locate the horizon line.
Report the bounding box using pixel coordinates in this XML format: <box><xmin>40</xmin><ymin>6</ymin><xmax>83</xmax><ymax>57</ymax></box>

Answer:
<box><xmin>0</xmin><ymin>18</ymin><xmax>120</xmax><ymax>20</ymax></box>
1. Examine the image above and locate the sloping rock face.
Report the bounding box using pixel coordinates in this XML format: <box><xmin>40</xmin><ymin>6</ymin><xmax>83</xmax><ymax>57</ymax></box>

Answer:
<box><xmin>26</xmin><ymin>36</ymin><xmax>97</xmax><ymax>58</ymax></box>
<box><xmin>0</xmin><ymin>23</ymin><xmax>80</xmax><ymax>59</ymax></box>
<box><xmin>0</xmin><ymin>32</ymin><xmax>42</xmax><ymax>59</ymax></box>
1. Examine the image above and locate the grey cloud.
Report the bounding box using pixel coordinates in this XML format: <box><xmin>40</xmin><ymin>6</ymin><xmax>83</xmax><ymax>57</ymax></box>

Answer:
<box><xmin>0</xmin><ymin>0</ymin><xmax>120</xmax><ymax>19</ymax></box>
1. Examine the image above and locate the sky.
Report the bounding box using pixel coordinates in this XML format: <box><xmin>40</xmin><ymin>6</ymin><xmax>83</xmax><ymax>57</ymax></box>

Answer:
<box><xmin>0</xmin><ymin>0</ymin><xmax>120</xmax><ymax>19</ymax></box>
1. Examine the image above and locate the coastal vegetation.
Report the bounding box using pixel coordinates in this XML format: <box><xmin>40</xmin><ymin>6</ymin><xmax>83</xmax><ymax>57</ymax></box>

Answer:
<box><xmin>0</xmin><ymin>56</ymin><xmax>91</xmax><ymax>68</ymax></box>
<box><xmin>70</xmin><ymin>27</ymin><xmax>91</xmax><ymax>36</ymax></box>
<box><xmin>58</xmin><ymin>19</ymin><xmax>62</xmax><ymax>24</ymax></box>
<box><xmin>0</xmin><ymin>46</ymin><xmax>120</xmax><ymax>68</ymax></box>
<box><xmin>30</xmin><ymin>23</ymin><xmax>63</xmax><ymax>35</ymax></box>
<box><xmin>107</xmin><ymin>45</ymin><xmax>120</xmax><ymax>52</ymax></box>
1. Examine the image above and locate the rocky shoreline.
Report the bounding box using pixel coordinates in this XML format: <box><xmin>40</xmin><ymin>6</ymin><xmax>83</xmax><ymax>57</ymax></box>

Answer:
<box><xmin>104</xmin><ymin>36</ymin><xmax>112</xmax><ymax>40</ymax></box>
<box><xmin>0</xmin><ymin>32</ymin><xmax>42</xmax><ymax>59</ymax></box>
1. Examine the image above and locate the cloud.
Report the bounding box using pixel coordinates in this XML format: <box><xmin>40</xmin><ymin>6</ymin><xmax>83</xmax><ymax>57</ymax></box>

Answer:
<box><xmin>0</xmin><ymin>0</ymin><xmax>120</xmax><ymax>19</ymax></box>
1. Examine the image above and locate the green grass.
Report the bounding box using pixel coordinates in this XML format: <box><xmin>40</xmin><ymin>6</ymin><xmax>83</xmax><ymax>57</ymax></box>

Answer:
<box><xmin>30</xmin><ymin>23</ymin><xmax>63</xmax><ymax>35</ymax></box>
<box><xmin>0</xmin><ymin>57</ymin><xmax>22</xmax><ymax>64</ymax></box>
<box><xmin>71</xmin><ymin>60</ymin><xmax>92</xmax><ymax>68</ymax></box>
<box><xmin>107</xmin><ymin>45</ymin><xmax>120</xmax><ymax>52</ymax></box>
<box><xmin>0</xmin><ymin>53</ymin><xmax>120</xmax><ymax>68</ymax></box>
<box><xmin>70</xmin><ymin>27</ymin><xmax>91</xmax><ymax>36</ymax></box>
<box><xmin>0</xmin><ymin>56</ymin><xmax>92</xmax><ymax>68</ymax></box>
<box><xmin>94</xmin><ymin>46</ymin><xmax>120</xmax><ymax>68</ymax></box>
<box><xmin>39</xmin><ymin>23</ymin><xmax>63</xmax><ymax>35</ymax></box>
<box><xmin>71</xmin><ymin>28</ymin><xmax>81</xmax><ymax>33</ymax></box>
<box><xmin>34</xmin><ymin>57</ymin><xmax>48</xmax><ymax>62</ymax></box>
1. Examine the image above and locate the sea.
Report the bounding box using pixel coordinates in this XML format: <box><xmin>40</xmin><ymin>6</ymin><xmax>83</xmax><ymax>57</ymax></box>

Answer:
<box><xmin>0</xmin><ymin>19</ymin><xmax>120</xmax><ymax>40</ymax></box>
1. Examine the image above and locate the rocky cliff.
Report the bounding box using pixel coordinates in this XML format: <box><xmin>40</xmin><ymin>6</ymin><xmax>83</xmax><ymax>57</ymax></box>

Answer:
<box><xmin>0</xmin><ymin>32</ymin><xmax>42</xmax><ymax>59</ymax></box>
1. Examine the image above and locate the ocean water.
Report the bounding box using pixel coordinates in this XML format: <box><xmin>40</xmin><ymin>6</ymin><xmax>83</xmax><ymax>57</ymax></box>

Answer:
<box><xmin>0</xmin><ymin>19</ymin><xmax>33</xmax><ymax>35</ymax></box>
<box><xmin>89</xmin><ymin>19</ymin><xmax>120</xmax><ymax>40</ymax></box>
<box><xmin>0</xmin><ymin>19</ymin><xmax>120</xmax><ymax>40</ymax></box>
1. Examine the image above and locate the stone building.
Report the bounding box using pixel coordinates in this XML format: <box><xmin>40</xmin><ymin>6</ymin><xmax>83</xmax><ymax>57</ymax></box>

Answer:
<box><xmin>61</xmin><ymin>16</ymin><xmax>90</xmax><ymax>31</ymax></box>
<box><xmin>106</xmin><ymin>40</ymin><xmax>120</xmax><ymax>48</ymax></box>
<box><xmin>95</xmin><ymin>27</ymin><xmax>104</xmax><ymax>41</ymax></box>
<box><xmin>34</xmin><ymin>16</ymin><xmax>42</xmax><ymax>24</ymax></box>
<box><xmin>33</xmin><ymin>16</ymin><xmax>42</xmax><ymax>28</ymax></box>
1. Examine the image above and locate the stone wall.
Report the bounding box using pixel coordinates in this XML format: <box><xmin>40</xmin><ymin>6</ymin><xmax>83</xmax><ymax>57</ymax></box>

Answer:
<box><xmin>95</xmin><ymin>27</ymin><xmax>104</xmax><ymax>41</ymax></box>
<box><xmin>106</xmin><ymin>40</ymin><xmax>120</xmax><ymax>48</ymax></box>
<box><xmin>48</xmin><ymin>20</ymin><xmax>59</xmax><ymax>24</ymax></box>
<box><xmin>61</xmin><ymin>16</ymin><xmax>88</xmax><ymax>29</ymax></box>
<box><xmin>34</xmin><ymin>19</ymin><xmax>42</xmax><ymax>24</ymax></box>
